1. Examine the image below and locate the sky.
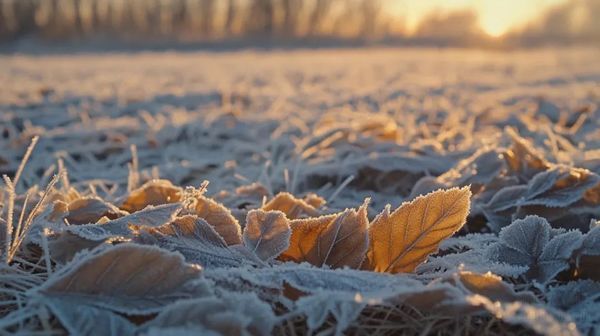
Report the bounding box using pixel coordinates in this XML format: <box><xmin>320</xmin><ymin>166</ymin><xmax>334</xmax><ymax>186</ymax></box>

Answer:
<box><xmin>388</xmin><ymin>0</ymin><xmax>569</xmax><ymax>36</ymax></box>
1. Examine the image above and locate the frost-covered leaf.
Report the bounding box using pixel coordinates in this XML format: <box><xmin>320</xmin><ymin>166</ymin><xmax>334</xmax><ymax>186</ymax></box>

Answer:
<box><xmin>279</xmin><ymin>199</ymin><xmax>369</xmax><ymax>268</ymax></box>
<box><xmin>44</xmin><ymin>298</ymin><xmax>137</xmax><ymax>336</ymax></box>
<box><xmin>452</xmin><ymin>271</ymin><xmax>537</xmax><ymax>303</ymax></box>
<box><xmin>285</xmin><ymin>270</ymin><xmax>541</xmax><ymax>336</ymax></box>
<box><xmin>215</xmin><ymin>182</ymin><xmax>270</xmax><ymax>211</ymax></box>
<box><xmin>581</xmin><ymin>226</ymin><xmax>600</xmax><ymax>255</ymax></box>
<box><xmin>262</xmin><ymin>192</ymin><xmax>320</xmax><ymax>219</ymax></box>
<box><xmin>188</xmin><ymin>195</ymin><xmax>242</xmax><ymax>245</ymax></box>
<box><xmin>417</xmin><ymin>249</ymin><xmax>529</xmax><ymax>278</ymax></box>
<box><xmin>293</xmin><ymin>292</ymin><xmax>365</xmax><ymax>336</ymax></box>
<box><xmin>486</xmin><ymin>216</ymin><xmax>584</xmax><ymax>283</ymax></box>
<box><xmin>474</xmin><ymin>175</ymin><xmax>521</xmax><ymax>206</ymax></box>
<box><xmin>485</xmin><ymin>185</ymin><xmax>528</xmax><ymax>212</ymax></box>
<box><xmin>136</xmin><ymin>215</ymin><xmax>250</xmax><ymax>268</ymax></box>
<box><xmin>486</xmin><ymin>215</ymin><xmax>550</xmax><ymax>266</ymax></box>
<box><xmin>303</xmin><ymin>193</ymin><xmax>326</xmax><ymax>209</ymax></box>
<box><xmin>577</xmin><ymin>226</ymin><xmax>600</xmax><ymax>281</ymax></box>
<box><xmin>47</xmin><ymin>231</ymin><xmax>109</xmax><ymax>263</ymax></box>
<box><xmin>259</xmin><ymin>262</ymin><xmax>422</xmax><ymax>294</ymax></box>
<box><xmin>62</xmin><ymin>197</ymin><xmax>126</xmax><ymax>225</ymax></box>
<box><xmin>243</xmin><ymin>210</ymin><xmax>291</xmax><ymax>261</ymax></box>
<box><xmin>520</xmin><ymin>167</ymin><xmax>600</xmax><ymax>208</ymax></box>
<box><xmin>548</xmin><ymin>280</ymin><xmax>600</xmax><ymax>310</ymax></box>
<box><xmin>548</xmin><ymin>281</ymin><xmax>600</xmax><ymax>336</ymax></box>
<box><xmin>524</xmin><ymin>168</ymin><xmax>563</xmax><ymax>200</ymax></box>
<box><xmin>365</xmin><ymin>187</ymin><xmax>471</xmax><ymax>273</ymax></box>
<box><xmin>203</xmin><ymin>262</ymin><xmax>424</xmax><ymax>307</ymax></box>
<box><xmin>466</xmin><ymin>295</ymin><xmax>578</xmax><ymax>336</ymax></box>
<box><xmin>67</xmin><ymin>203</ymin><xmax>181</xmax><ymax>240</ymax></box>
<box><xmin>120</xmin><ymin>179</ymin><xmax>182</xmax><ymax>213</ymax></box>
<box><xmin>484</xmin><ymin>166</ymin><xmax>600</xmax><ymax>216</ymax></box>
<box><xmin>142</xmin><ymin>293</ymin><xmax>276</xmax><ymax>336</ymax></box>
<box><xmin>39</xmin><ymin>244</ymin><xmax>201</xmax><ymax>314</ymax></box>
<box><xmin>537</xmin><ymin>230</ymin><xmax>583</xmax><ymax>282</ymax></box>
<box><xmin>419</xmin><ymin>234</ymin><xmax>530</xmax><ymax>278</ymax></box>
<box><xmin>439</xmin><ymin>233</ymin><xmax>499</xmax><ymax>251</ymax></box>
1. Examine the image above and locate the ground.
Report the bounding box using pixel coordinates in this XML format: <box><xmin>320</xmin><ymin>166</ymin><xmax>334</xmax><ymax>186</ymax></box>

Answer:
<box><xmin>0</xmin><ymin>48</ymin><xmax>599</xmax><ymax>335</ymax></box>
<box><xmin>1</xmin><ymin>48</ymin><xmax>598</xmax><ymax>206</ymax></box>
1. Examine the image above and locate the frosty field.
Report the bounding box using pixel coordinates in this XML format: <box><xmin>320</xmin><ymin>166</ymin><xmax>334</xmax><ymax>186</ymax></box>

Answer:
<box><xmin>0</xmin><ymin>48</ymin><xmax>599</xmax><ymax>335</ymax></box>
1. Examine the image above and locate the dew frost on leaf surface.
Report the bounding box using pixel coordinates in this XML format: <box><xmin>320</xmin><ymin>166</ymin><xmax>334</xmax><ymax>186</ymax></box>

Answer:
<box><xmin>1</xmin><ymin>48</ymin><xmax>599</xmax><ymax>335</ymax></box>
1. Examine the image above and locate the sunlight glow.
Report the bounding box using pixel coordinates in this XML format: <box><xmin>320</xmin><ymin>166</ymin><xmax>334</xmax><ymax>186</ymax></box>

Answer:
<box><xmin>388</xmin><ymin>0</ymin><xmax>569</xmax><ymax>37</ymax></box>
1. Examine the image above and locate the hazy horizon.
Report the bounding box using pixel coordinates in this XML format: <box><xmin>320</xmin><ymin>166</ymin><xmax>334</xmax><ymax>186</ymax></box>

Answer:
<box><xmin>1</xmin><ymin>0</ymin><xmax>599</xmax><ymax>50</ymax></box>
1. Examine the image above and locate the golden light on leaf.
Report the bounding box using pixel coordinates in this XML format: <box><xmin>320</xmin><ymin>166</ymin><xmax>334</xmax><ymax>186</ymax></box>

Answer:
<box><xmin>279</xmin><ymin>199</ymin><xmax>370</xmax><ymax>269</ymax></box>
<box><xmin>364</xmin><ymin>186</ymin><xmax>471</xmax><ymax>273</ymax></box>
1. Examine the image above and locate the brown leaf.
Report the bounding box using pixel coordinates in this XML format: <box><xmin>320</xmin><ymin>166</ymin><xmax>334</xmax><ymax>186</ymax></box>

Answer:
<box><xmin>48</xmin><ymin>200</ymin><xmax>69</xmax><ymax>222</ymax></box>
<box><xmin>303</xmin><ymin>193</ymin><xmax>326</xmax><ymax>209</ymax></box>
<box><xmin>279</xmin><ymin>199</ymin><xmax>369</xmax><ymax>268</ymax></box>
<box><xmin>120</xmin><ymin>179</ymin><xmax>182</xmax><ymax>213</ymax></box>
<box><xmin>364</xmin><ymin>187</ymin><xmax>471</xmax><ymax>273</ymax></box>
<box><xmin>243</xmin><ymin>210</ymin><xmax>291</xmax><ymax>261</ymax></box>
<box><xmin>189</xmin><ymin>195</ymin><xmax>242</xmax><ymax>245</ymax></box>
<box><xmin>43</xmin><ymin>244</ymin><xmax>200</xmax><ymax>296</ymax></box>
<box><xmin>263</xmin><ymin>192</ymin><xmax>320</xmax><ymax>219</ymax></box>
<box><xmin>137</xmin><ymin>215</ymin><xmax>249</xmax><ymax>268</ymax></box>
<box><xmin>48</xmin><ymin>231</ymin><xmax>106</xmax><ymax>263</ymax></box>
<box><xmin>40</xmin><ymin>244</ymin><xmax>201</xmax><ymax>314</ymax></box>
<box><xmin>236</xmin><ymin>182</ymin><xmax>270</xmax><ymax>199</ymax></box>
<box><xmin>65</xmin><ymin>197</ymin><xmax>126</xmax><ymax>225</ymax></box>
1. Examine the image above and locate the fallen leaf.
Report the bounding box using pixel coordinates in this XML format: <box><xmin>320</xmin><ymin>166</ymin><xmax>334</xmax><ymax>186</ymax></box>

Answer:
<box><xmin>136</xmin><ymin>215</ymin><xmax>250</xmax><ymax>268</ymax></box>
<box><xmin>120</xmin><ymin>179</ymin><xmax>182</xmax><ymax>213</ymax></box>
<box><xmin>39</xmin><ymin>244</ymin><xmax>201</xmax><ymax>314</ymax></box>
<box><xmin>243</xmin><ymin>209</ymin><xmax>291</xmax><ymax>261</ymax></box>
<box><xmin>65</xmin><ymin>197</ymin><xmax>127</xmax><ymax>224</ymax></box>
<box><xmin>365</xmin><ymin>187</ymin><xmax>471</xmax><ymax>273</ymax></box>
<box><xmin>44</xmin><ymin>297</ymin><xmax>137</xmax><ymax>336</ymax></box>
<box><xmin>279</xmin><ymin>199</ymin><xmax>369</xmax><ymax>268</ymax></box>
<box><xmin>263</xmin><ymin>192</ymin><xmax>320</xmax><ymax>219</ymax></box>
<box><xmin>68</xmin><ymin>203</ymin><xmax>182</xmax><ymax>240</ymax></box>
<box><xmin>188</xmin><ymin>195</ymin><xmax>242</xmax><ymax>245</ymax></box>
<box><xmin>141</xmin><ymin>292</ymin><xmax>276</xmax><ymax>336</ymax></box>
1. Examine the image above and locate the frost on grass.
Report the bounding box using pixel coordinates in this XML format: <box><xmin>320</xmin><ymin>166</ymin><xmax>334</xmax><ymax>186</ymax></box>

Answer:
<box><xmin>1</xmin><ymin>49</ymin><xmax>600</xmax><ymax>335</ymax></box>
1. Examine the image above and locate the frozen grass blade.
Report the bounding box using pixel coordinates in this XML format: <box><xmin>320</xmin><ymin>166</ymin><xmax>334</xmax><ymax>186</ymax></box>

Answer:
<box><xmin>13</xmin><ymin>136</ymin><xmax>39</xmax><ymax>192</ymax></box>
<box><xmin>7</xmin><ymin>174</ymin><xmax>61</xmax><ymax>264</ymax></box>
<box><xmin>2</xmin><ymin>176</ymin><xmax>15</xmax><ymax>264</ymax></box>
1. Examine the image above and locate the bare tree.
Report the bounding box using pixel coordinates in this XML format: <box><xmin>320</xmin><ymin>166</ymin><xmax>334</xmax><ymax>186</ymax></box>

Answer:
<box><xmin>245</xmin><ymin>0</ymin><xmax>275</xmax><ymax>35</ymax></box>
<box><xmin>199</xmin><ymin>0</ymin><xmax>215</xmax><ymax>36</ymax></box>
<box><xmin>281</xmin><ymin>0</ymin><xmax>302</xmax><ymax>36</ymax></box>
<box><xmin>360</xmin><ymin>0</ymin><xmax>381</xmax><ymax>38</ymax></box>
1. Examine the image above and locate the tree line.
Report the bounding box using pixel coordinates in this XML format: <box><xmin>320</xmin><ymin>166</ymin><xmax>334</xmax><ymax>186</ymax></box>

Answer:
<box><xmin>0</xmin><ymin>0</ymin><xmax>388</xmax><ymax>41</ymax></box>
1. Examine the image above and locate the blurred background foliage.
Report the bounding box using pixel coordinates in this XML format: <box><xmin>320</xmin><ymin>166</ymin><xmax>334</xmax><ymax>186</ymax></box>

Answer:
<box><xmin>0</xmin><ymin>0</ymin><xmax>598</xmax><ymax>48</ymax></box>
